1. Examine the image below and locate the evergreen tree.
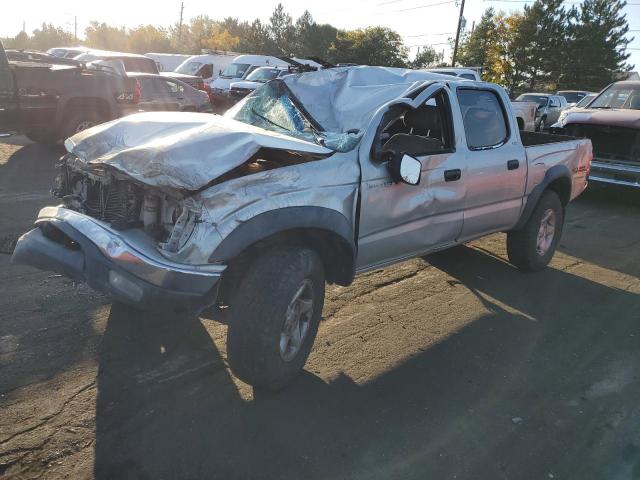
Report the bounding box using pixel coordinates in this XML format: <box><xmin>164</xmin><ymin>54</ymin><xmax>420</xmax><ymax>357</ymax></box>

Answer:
<box><xmin>559</xmin><ymin>0</ymin><xmax>633</xmax><ymax>90</ymax></box>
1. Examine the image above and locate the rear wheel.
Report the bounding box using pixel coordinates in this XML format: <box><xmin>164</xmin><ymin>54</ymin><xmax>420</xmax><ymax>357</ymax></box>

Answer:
<box><xmin>61</xmin><ymin>109</ymin><xmax>105</xmax><ymax>139</ymax></box>
<box><xmin>226</xmin><ymin>247</ymin><xmax>325</xmax><ymax>391</ymax></box>
<box><xmin>507</xmin><ymin>190</ymin><xmax>564</xmax><ymax>271</ymax></box>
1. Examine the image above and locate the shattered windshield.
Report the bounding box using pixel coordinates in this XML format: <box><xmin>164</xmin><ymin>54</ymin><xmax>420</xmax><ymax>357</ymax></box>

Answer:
<box><xmin>226</xmin><ymin>79</ymin><xmax>362</xmax><ymax>152</ymax></box>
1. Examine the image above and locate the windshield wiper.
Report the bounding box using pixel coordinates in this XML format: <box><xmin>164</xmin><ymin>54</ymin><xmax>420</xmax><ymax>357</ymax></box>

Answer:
<box><xmin>251</xmin><ymin>108</ymin><xmax>293</xmax><ymax>132</ymax></box>
<box><xmin>590</xmin><ymin>106</ymin><xmax>611</xmax><ymax>109</ymax></box>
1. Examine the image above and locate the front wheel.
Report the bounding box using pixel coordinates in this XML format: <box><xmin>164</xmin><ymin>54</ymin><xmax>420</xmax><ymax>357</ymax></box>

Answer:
<box><xmin>226</xmin><ymin>247</ymin><xmax>325</xmax><ymax>391</ymax></box>
<box><xmin>61</xmin><ymin>109</ymin><xmax>105</xmax><ymax>139</ymax></box>
<box><xmin>507</xmin><ymin>190</ymin><xmax>564</xmax><ymax>271</ymax></box>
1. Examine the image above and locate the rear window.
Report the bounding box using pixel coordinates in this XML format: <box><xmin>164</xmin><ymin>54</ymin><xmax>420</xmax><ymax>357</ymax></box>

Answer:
<box><xmin>557</xmin><ymin>91</ymin><xmax>586</xmax><ymax>104</ymax></box>
<box><xmin>121</xmin><ymin>57</ymin><xmax>158</xmax><ymax>74</ymax></box>
<box><xmin>516</xmin><ymin>94</ymin><xmax>549</xmax><ymax>107</ymax></box>
<box><xmin>460</xmin><ymin>73</ymin><xmax>477</xmax><ymax>80</ymax></box>
<box><xmin>457</xmin><ymin>89</ymin><xmax>509</xmax><ymax>149</ymax></box>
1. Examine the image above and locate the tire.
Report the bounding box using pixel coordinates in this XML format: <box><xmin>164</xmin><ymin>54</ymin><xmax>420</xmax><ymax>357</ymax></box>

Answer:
<box><xmin>61</xmin><ymin>109</ymin><xmax>104</xmax><ymax>139</ymax></box>
<box><xmin>538</xmin><ymin>116</ymin><xmax>547</xmax><ymax>132</ymax></box>
<box><xmin>507</xmin><ymin>190</ymin><xmax>564</xmax><ymax>272</ymax></box>
<box><xmin>25</xmin><ymin>130</ymin><xmax>59</xmax><ymax>145</ymax></box>
<box><xmin>226</xmin><ymin>247</ymin><xmax>325</xmax><ymax>391</ymax></box>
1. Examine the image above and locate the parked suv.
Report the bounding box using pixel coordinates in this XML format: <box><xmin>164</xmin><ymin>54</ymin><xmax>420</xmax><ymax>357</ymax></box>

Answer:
<box><xmin>12</xmin><ymin>67</ymin><xmax>592</xmax><ymax>390</ymax></box>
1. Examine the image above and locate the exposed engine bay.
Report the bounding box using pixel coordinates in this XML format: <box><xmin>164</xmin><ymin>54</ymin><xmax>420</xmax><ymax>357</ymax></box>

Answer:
<box><xmin>52</xmin><ymin>154</ymin><xmax>198</xmax><ymax>253</ymax></box>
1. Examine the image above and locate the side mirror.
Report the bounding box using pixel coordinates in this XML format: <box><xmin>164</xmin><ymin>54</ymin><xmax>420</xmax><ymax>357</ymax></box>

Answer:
<box><xmin>387</xmin><ymin>151</ymin><xmax>421</xmax><ymax>185</ymax></box>
<box><xmin>219</xmin><ymin>69</ymin><xmax>222</xmax><ymax>75</ymax></box>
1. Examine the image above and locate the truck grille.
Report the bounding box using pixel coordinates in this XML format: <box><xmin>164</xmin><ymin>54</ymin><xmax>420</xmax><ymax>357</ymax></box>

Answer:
<box><xmin>82</xmin><ymin>179</ymin><xmax>142</xmax><ymax>228</ymax></box>
<box><xmin>564</xmin><ymin>123</ymin><xmax>640</xmax><ymax>165</ymax></box>
<box><xmin>54</xmin><ymin>160</ymin><xmax>143</xmax><ymax>230</ymax></box>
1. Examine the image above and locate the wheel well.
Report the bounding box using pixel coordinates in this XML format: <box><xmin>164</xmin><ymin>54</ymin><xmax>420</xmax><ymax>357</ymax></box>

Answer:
<box><xmin>63</xmin><ymin>97</ymin><xmax>111</xmax><ymax>120</ymax></box>
<box><xmin>218</xmin><ymin>228</ymin><xmax>355</xmax><ymax>305</ymax></box>
<box><xmin>546</xmin><ymin>176</ymin><xmax>571</xmax><ymax>206</ymax></box>
<box><xmin>516</xmin><ymin>117</ymin><xmax>524</xmax><ymax>130</ymax></box>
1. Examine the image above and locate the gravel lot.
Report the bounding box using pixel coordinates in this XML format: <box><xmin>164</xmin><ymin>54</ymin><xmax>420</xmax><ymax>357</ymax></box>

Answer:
<box><xmin>1</xmin><ymin>137</ymin><xmax>639</xmax><ymax>480</ymax></box>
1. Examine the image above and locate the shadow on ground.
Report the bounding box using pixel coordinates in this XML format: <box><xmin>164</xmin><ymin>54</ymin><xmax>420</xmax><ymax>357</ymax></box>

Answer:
<box><xmin>94</xmin><ymin>247</ymin><xmax>640</xmax><ymax>480</ymax></box>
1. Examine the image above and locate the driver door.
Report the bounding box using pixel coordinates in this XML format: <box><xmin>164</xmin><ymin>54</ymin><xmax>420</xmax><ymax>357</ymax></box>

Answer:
<box><xmin>356</xmin><ymin>86</ymin><xmax>466</xmax><ymax>271</ymax></box>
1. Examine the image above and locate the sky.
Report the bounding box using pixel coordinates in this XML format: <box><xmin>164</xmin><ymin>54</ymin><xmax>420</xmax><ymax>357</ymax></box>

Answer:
<box><xmin>1</xmin><ymin>0</ymin><xmax>639</xmax><ymax>69</ymax></box>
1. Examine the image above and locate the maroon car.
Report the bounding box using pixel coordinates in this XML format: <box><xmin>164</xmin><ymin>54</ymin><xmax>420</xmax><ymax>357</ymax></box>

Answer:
<box><xmin>552</xmin><ymin>81</ymin><xmax>640</xmax><ymax>188</ymax></box>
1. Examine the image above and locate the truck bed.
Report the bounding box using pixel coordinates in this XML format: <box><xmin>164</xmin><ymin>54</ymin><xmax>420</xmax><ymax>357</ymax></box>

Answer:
<box><xmin>520</xmin><ymin>131</ymin><xmax>580</xmax><ymax>146</ymax></box>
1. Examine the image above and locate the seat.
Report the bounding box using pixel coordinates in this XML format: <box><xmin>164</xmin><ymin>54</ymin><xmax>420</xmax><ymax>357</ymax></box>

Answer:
<box><xmin>403</xmin><ymin>105</ymin><xmax>442</xmax><ymax>138</ymax></box>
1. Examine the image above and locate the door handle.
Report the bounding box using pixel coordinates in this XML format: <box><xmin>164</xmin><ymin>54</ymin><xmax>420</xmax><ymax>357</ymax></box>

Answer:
<box><xmin>444</xmin><ymin>169</ymin><xmax>461</xmax><ymax>182</ymax></box>
<box><xmin>507</xmin><ymin>159</ymin><xmax>520</xmax><ymax>170</ymax></box>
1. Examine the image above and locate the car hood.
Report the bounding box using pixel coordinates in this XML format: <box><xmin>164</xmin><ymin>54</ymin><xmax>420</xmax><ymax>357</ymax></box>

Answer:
<box><xmin>64</xmin><ymin>111</ymin><xmax>332</xmax><ymax>192</ymax></box>
<box><xmin>561</xmin><ymin>108</ymin><xmax>640</xmax><ymax>129</ymax></box>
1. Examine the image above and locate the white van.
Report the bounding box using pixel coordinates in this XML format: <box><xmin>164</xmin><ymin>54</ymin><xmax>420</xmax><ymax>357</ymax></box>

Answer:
<box><xmin>210</xmin><ymin>55</ymin><xmax>292</xmax><ymax>91</ymax></box>
<box><xmin>174</xmin><ymin>53</ymin><xmax>238</xmax><ymax>84</ymax></box>
<box><xmin>145</xmin><ymin>53</ymin><xmax>191</xmax><ymax>72</ymax></box>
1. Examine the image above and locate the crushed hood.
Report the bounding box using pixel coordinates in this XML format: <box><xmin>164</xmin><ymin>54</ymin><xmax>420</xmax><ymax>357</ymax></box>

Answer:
<box><xmin>65</xmin><ymin>112</ymin><xmax>332</xmax><ymax>191</ymax></box>
<box><xmin>562</xmin><ymin>108</ymin><xmax>640</xmax><ymax>129</ymax></box>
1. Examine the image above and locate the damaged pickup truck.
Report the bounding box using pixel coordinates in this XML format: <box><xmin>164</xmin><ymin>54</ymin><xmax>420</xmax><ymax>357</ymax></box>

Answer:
<box><xmin>12</xmin><ymin>67</ymin><xmax>592</xmax><ymax>390</ymax></box>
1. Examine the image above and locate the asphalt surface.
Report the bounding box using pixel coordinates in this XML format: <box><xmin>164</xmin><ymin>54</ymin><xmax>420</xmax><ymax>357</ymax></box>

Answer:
<box><xmin>1</xmin><ymin>137</ymin><xmax>639</xmax><ymax>480</ymax></box>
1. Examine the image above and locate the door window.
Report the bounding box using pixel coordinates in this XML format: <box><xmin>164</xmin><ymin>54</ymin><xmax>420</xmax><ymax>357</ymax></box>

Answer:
<box><xmin>374</xmin><ymin>89</ymin><xmax>454</xmax><ymax>159</ymax></box>
<box><xmin>457</xmin><ymin>88</ymin><xmax>509</xmax><ymax>150</ymax></box>
<box><xmin>199</xmin><ymin>63</ymin><xmax>213</xmax><ymax>79</ymax></box>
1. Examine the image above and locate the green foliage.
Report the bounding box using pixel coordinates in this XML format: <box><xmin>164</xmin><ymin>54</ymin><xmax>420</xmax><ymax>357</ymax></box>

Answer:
<box><xmin>128</xmin><ymin>25</ymin><xmax>171</xmax><ymax>54</ymax></box>
<box><xmin>410</xmin><ymin>46</ymin><xmax>444</xmax><ymax>69</ymax></box>
<box><xmin>458</xmin><ymin>0</ymin><xmax>633</xmax><ymax>93</ymax></box>
<box><xmin>559</xmin><ymin>0</ymin><xmax>633</xmax><ymax>90</ymax></box>
<box><xmin>85</xmin><ymin>21</ymin><xmax>128</xmax><ymax>51</ymax></box>
<box><xmin>329</xmin><ymin>27</ymin><xmax>408</xmax><ymax>67</ymax></box>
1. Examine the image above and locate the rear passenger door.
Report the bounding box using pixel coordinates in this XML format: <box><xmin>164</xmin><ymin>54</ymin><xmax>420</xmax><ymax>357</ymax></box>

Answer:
<box><xmin>456</xmin><ymin>87</ymin><xmax>527</xmax><ymax>240</ymax></box>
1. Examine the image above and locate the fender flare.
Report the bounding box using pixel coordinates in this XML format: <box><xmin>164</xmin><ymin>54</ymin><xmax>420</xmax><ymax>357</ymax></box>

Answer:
<box><xmin>514</xmin><ymin>164</ymin><xmax>571</xmax><ymax>230</ymax></box>
<box><xmin>209</xmin><ymin>206</ymin><xmax>357</xmax><ymax>283</ymax></box>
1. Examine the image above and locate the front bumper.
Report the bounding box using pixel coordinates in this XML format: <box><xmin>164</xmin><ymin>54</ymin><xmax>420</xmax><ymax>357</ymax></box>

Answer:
<box><xmin>589</xmin><ymin>160</ymin><xmax>640</xmax><ymax>188</ymax></box>
<box><xmin>11</xmin><ymin>206</ymin><xmax>225</xmax><ymax>314</ymax></box>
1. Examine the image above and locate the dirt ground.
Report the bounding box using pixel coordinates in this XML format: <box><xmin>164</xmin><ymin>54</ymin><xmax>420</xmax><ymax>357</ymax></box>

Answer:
<box><xmin>1</xmin><ymin>137</ymin><xmax>639</xmax><ymax>480</ymax></box>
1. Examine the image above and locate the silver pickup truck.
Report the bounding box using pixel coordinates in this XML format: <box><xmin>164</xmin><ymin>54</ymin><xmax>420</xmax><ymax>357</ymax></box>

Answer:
<box><xmin>12</xmin><ymin>67</ymin><xmax>592</xmax><ymax>390</ymax></box>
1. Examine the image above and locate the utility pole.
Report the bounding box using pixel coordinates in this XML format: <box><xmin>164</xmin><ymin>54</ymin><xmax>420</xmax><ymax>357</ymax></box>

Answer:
<box><xmin>74</xmin><ymin>16</ymin><xmax>77</xmax><ymax>42</ymax></box>
<box><xmin>451</xmin><ymin>0</ymin><xmax>465</xmax><ymax>67</ymax></box>
<box><xmin>178</xmin><ymin>2</ymin><xmax>184</xmax><ymax>42</ymax></box>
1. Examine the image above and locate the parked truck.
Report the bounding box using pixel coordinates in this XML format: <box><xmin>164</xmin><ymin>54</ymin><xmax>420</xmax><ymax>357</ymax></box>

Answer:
<box><xmin>12</xmin><ymin>67</ymin><xmax>592</xmax><ymax>390</ymax></box>
<box><xmin>0</xmin><ymin>41</ymin><xmax>140</xmax><ymax>142</ymax></box>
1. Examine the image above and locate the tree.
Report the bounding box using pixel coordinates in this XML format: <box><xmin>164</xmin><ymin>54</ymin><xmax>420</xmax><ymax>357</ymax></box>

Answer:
<box><xmin>559</xmin><ymin>0</ymin><xmax>633</xmax><ymax>90</ymax></box>
<box><xmin>30</xmin><ymin>23</ymin><xmax>74</xmax><ymax>51</ymax></box>
<box><xmin>205</xmin><ymin>29</ymin><xmax>240</xmax><ymax>51</ymax></box>
<box><xmin>10</xmin><ymin>31</ymin><xmax>30</xmax><ymax>50</ymax></box>
<box><xmin>85</xmin><ymin>21</ymin><xmax>128</xmax><ymax>51</ymax></box>
<box><xmin>128</xmin><ymin>25</ymin><xmax>170</xmax><ymax>54</ymax></box>
<box><xmin>292</xmin><ymin>11</ymin><xmax>337</xmax><ymax>58</ymax></box>
<box><xmin>410</xmin><ymin>46</ymin><xmax>444</xmax><ymax>69</ymax></box>
<box><xmin>456</xmin><ymin>8</ymin><xmax>497</xmax><ymax>69</ymax></box>
<box><xmin>329</xmin><ymin>27</ymin><xmax>408</xmax><ymax>67</ymax></box>
<box><xmin>269</xmin><ymin>3</ymin><xmax>295</xmax><ymax>54</ymax></box>
<box><xmin>238</xmin><ymin>19</ymin><xmax>277</xmax><ymax>55</ymax></box>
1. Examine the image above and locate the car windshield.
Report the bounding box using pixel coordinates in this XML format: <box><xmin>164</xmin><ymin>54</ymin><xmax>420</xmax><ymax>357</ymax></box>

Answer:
<box><xmin>575</xmin><ymin>94</ymin><xmax>596</xmax><ymax>108</ymax></box>
<box><xmin>557</xmin><ymin>91</ymin><xmax>586</xmax><ymax>103</ymax></box>
<box><xmin>246</xmin><ymin>68</ymin><xmax>281</xmax><ymax>83</ymax></box>
<box><xmin>226</xmin><ymin>79</ymin><xmax>361</xmax><ymax>152</ymax></box>
<box><xmin>516</xmin><ymin>94</ymin><xmax>549</xmax><ymax>107</ymax></box>
<box><xmin>175</xmin><ymin>61</ymin><xmax>202</xmax><ymax>75</ymax></box>
<box><xmin>589</xmin><ymin>84</ymin><xmax>640</xmax><ymax>110</ymax></box>
<box><xmin>221</xmin><ymin>62</ymin><xmax>251</xmax><ymax>79</ymax></box>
